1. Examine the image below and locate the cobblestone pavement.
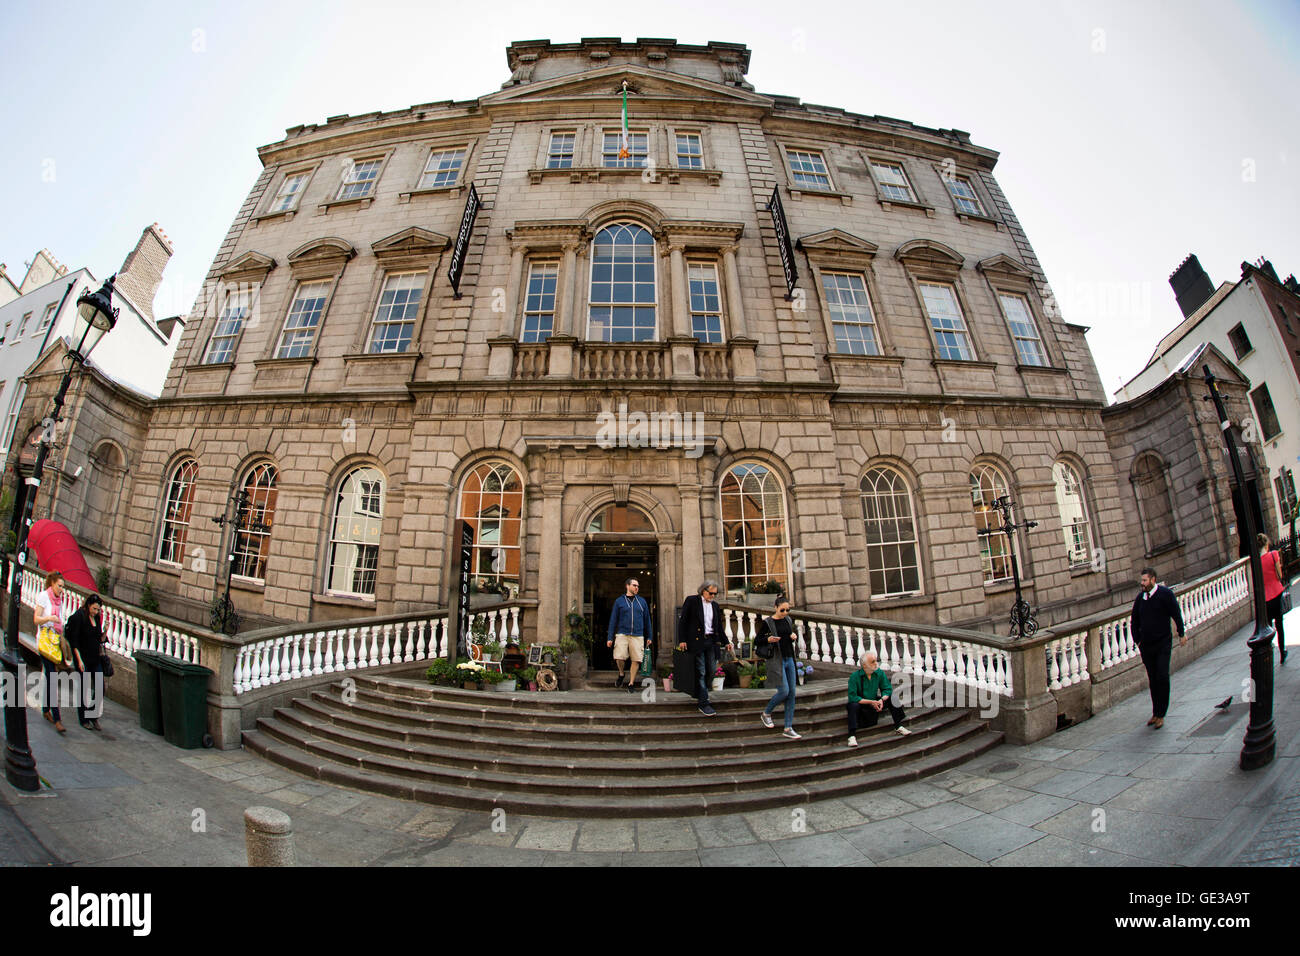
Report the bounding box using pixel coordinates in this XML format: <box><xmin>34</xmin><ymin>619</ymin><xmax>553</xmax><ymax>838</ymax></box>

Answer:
<box><xmin>2</xmin><ymin>617</ymin><xmax>1297</xmax><ymax>866</ymax></box>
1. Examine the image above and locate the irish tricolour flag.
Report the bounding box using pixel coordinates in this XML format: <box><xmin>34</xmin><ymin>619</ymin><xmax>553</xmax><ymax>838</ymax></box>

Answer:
<box><xmin>618</xmin><ymin>81</ymin><xmax>630</xmax><ymax>159</ymax></box>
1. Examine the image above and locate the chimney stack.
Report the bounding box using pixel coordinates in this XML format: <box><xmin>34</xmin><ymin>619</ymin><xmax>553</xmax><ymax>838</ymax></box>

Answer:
<box><xmin>1169</xmin><ymin>254</ymin><xmax>1216</xmax><ymax>319</ymax></box>
<box><xmin>115</xmin><ymin>223</ymin><xmax>173</xmax><ymax>322</ymax></box>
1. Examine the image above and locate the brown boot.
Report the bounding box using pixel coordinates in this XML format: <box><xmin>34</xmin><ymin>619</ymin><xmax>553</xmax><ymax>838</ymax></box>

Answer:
<box><xmin>1152</xmin><ymin>717</ymin><xmax>1164</xmax><ymax>729</ymax></box>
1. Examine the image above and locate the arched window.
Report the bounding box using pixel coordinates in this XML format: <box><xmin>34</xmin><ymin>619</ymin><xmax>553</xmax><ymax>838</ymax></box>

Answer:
<box><xmin>326</xmin><ymin>466</ymin><xmax>385</xmax><ymax>597</ymax></box>
<box><xmin>1132</xmin><ymin>453</ymin><xmax>1178</xmax><ymax>554</ymax></box>
<box><xmin>588</xmin><ymin>222</ymin><xmax>656</xmax><ymax>342</ymax></box>
<box><xmin>157</xmin><ymin>458</ymin><xmax>199</xmax><ymax>565</ymax></box>
<box><xmin>458</xmin><ymin>461</ymin><xmax>524</xmax><ymax>599</ymax></box>
<box><xmin>232</xmin><ymin>462</ymin><xmax>278</xmax><ymax>581</ymax></box>
<box><xmin>970</xmin><ymin>464</ymin><xmax>1015</xmax><ymax>583</ymax></box>
<box><xmin>1052</xmin><ymin>461</ymin><xmax>1093</xmax><ymax>569</ymax></box>
<box><xmin>720</xmin><ymin>462</ymin><xmax>790</xmax><ymax>597</ymax></box>
<box><xmin>860</xmin><ymin>467</ymin><xmax>921</xmax><ymax>596</ymax></box>
<box><xmin>80</xmin><ymin>442</ymin><xmax>125</xmax><ymax>550</ymax></box>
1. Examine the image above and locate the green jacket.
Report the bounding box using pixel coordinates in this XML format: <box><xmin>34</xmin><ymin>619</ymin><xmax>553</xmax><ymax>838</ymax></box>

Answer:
<box><xmin>848</xmin><ymin>667</ymin><xmax>892</xmax><ymax>704</ymax></box>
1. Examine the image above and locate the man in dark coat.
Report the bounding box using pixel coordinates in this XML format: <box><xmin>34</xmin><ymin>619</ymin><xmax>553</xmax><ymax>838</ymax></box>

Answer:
<box><xmin>66</xmin><ymin>594</ymin><xmax>108</xmax><ymax>731</ymax></box>
<box><xmin>676</xmin><ymin>580</ymin><xmax>733</xmax><ymax>717</ymax></box>
<box><xmin>1130</xmin><ymin>567</ymin><xmax>1186</xmax><ymax>729</ymax></box>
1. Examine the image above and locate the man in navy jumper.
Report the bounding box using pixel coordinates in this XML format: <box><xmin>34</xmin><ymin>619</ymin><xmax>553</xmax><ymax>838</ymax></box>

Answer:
<box><xmin>1131</xmin><ymin>567</ymin><xmax>1186</xmax><ymax>729</ymax></box>
<box><xmin>606</xmin><ymin>577</ymin><xmax>653</xmax><ymax>693</ymax></box>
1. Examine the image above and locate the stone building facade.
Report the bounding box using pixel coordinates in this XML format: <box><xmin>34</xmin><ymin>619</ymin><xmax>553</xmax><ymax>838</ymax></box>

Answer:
<box><xmin>101</xmin><ymin>38</ymin><xmax>1145</xmax><ymax>653</ymax></box>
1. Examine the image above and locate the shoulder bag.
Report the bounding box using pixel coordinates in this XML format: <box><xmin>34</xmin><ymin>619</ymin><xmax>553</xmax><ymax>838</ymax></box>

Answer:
<box><xmin>755</xmin><ymin>616</ymin><xmax>777</xmax><ymax>659</ymax></box>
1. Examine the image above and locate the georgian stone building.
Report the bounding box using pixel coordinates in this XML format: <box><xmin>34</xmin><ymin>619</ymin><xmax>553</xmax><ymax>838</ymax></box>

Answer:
<box><xmin>105</xmin><ymin>38</ymin><xmax>1146</xmax><ymax>653</ymax></box>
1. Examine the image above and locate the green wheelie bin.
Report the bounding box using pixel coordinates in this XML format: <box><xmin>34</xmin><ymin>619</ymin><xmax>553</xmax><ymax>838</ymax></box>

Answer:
<box><xmin>155</xmin><ymin>656</ymin><xmax>214</xmax><ymax>749</ymax></box>
<box><xmin>133</xmin><ymin>650</ymin><xmax>166</xmax><ymax>735</ymax></box>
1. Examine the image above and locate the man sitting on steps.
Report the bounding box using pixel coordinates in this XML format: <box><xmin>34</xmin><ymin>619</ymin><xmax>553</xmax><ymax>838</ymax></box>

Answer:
<box><xmin>846</xmin><ymin>651</ymin><xmax>910</xmax><ymax>747</ymax></box>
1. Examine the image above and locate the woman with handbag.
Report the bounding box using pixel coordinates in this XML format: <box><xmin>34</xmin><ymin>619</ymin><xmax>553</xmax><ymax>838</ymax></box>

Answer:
<box><xmin>33</xmin><ymin>571</ymin><xmax>70</xmax><ymax>733</ymax></box>
<box><xmin>1258</xmin><ymin>534</ymin><xmax>1288</xmax><ymax>664</ymax></box>
<box><xmin>66</xmin><ymin>594</ymin><xmax>107</xmax><ymax>731</ymax></box>
<box><xmin>757</xmin><ymin>596</ymin><xmax>801</xmax><ymax>738</ymax></box>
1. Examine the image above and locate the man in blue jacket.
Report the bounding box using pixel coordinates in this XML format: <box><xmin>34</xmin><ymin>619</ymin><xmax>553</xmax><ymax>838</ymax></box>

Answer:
<box><xmin>606</xmin><ymin>577</ymin><xmax>653</xmax><ymax>693</ymax></box>
<box><xmin>1131</xmin><ymin>566</ymin><xmax>1186</xmax><ymax>729</ymax></box>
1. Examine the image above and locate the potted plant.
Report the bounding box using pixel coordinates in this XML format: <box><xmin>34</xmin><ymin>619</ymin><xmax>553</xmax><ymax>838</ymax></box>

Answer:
<box><xmin>518</xmin><ymin>666</ymin><xmax>538</xmax><ymax>691</ymax></box>
<box><xmin>743</xmin><ymin>579</ymin><xmax>785</xmax><ymax>607</ymax></box>
<box><xmin>737</xmin><ymin>662</ymin><xmax>757</xmax><ymax>688</ymax></box>
<box><xmin>425</xmin><ymin>658</ymin><xmax>456</xmax><ymax>687</ymax></box>
<box><xmin>564</xmin><ymin>608</ymin><xmax>592</xmax><ymax>686</ymax></box>
<box><xmin>752</xmin><ymin>660</ymin><xmax>767</xmax><ymax>690</ymax></box>
<box><xmin>796</xmin><ymin>661</ymin><xmax>813</xmax><ymax>686</ymax></box>
<box><xmin>485</xmin><ymin>668</ymin><xmax>515</xmax><ymax>693</ymax></box>
<box><xmin>483</xmin><ymin>640</ymin><xmax>502</xmax><ymax>663</ymax></box>
<box><xmin>660</xmin><ymin>665</ymin><xmax>673</xmax><ymax>693</ymax></box>
<box><xmin>711</xmin><ymin>663</ymin><xmax>725</xmax><ymax>692</ymax></box>
<box><xmin>456</xmin><ymin>659</ymin><xmax>486</xmax><ymax>689</ymax></box>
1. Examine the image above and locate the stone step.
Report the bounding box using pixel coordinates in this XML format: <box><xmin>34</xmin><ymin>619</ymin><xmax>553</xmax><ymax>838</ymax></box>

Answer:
<box><xmin>242</xmin><ymin>725</ymin><xmax>1003</xmax><ymax>818</ymax></box>
<box><xmin>276</xmin><ymin>696</ymin><xmax>970</xmax><ymax>773</ymax></box>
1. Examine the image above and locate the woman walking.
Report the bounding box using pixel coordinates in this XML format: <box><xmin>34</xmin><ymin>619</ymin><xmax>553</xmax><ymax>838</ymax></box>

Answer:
<box><xmin>67</xmin><ymin>594</ymin><xmax>108</xmax><ymax>730</ymax></box>
<box><xmin>758</xmin><ymin>597</ymin><xmax>801</xmax><ymax>739</ymax></box>
<box><xmin>1258</xmin><ymin>533</ymin><xmax>1288</xmax><ymax>664</ymax></box>
<box><xmin>33</xmin><ymin>571</ymin><xmax>68</xmax><ymax>733</ymax></box>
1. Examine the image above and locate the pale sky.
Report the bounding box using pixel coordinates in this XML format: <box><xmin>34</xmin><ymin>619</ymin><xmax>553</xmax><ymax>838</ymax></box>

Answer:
<box><xmin>3</xmin><ymin>0</ymin><xmax>1297</xmax><ymax>398</ymax></box>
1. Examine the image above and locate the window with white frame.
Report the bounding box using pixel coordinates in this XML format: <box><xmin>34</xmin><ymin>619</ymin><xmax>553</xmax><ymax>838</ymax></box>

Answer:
<box><xmin>336</xmin><ymin>158</ymin><xmax>382</xmax><ymax>200</ymax></box>
<box><xmin>16</xmin><ymin>312</ymin><xmax>31</xmax><ymax>338</ymax></box>
<box><xmin>1052</xmin><ymin>462</ymin><xmax>1093</xmax><ymax>568</ymax></box>
<box><xmin>37</xmin><ymin>302</ymin><xmax>56</xmax><ymax>332</ymax></box>
<box><xmin>1251</xmin><ymin>383</ymin><xmax>1282</xmax><ymax>440</ymax></box>
<box><xmin>871</xmin><ymin>161</ymin><xmax>917</xmax><ymax>202</ymax></box>
<box><xmin>0</xmin><ymin>321</ymin><xmax>9</xmax><ymax>345</ymax></box>
<box><xmin>367</xmin><ymin>273</ymin><xmax>423</xmax><ymax>354</ymax></box>
<box><xmin>521</xmin><ymin>260</ymin><xmax>558</xmax><ymax>343</ymax></box>
<box><xmin>231</xmin><ymin>463</ymin><xmax>278</xmax><ymax>581</ymax></box>
<box><xmin>458</xmin><ymin>461</ymin><xmax>524</xmax><ymax>597</ymax></box>
<box><xmin>860</xmin><ymin>467</ymin><xmax>922</xmax><ymax>596</ymax></box>
<box><xmin>1</xmin><ymin>382</ymin><xmax>25</xmax><ymax>452</ymax></box>
<box><xmin>547</xmin><ymin>132</ymin><xmax>575</xmax><ymax>168</ymax></box>
<box><xmin>720</xmin><ymin>462</ymin><xmax>791</xmax><ymax>597</ymax></box>
<box><xmin>203</xmin><ymin>289</ymin><xmax>252</xmax><ymax>364</ymax></box>
<box><xmin>157</xmin><ymin>458</ymin><xmax>199</xmax><ymax>565</ymax></box>
<box><xmin>946</xmin><ymin>174</ymin><xmax>985</xmax><ymax>215</ymax></box>
<box><xmin>417</xmin><ymin>147</ymin><xmax>466</xmax><ymax>190</ymax></box>
<box><xmin>998</xmin><ymin>292</ymin><xmax>1048</xmax><ymax>366</ymax></box>
<box><xmin>676</xmin><ymin>132</ymin><xmax>703</xmax><ymax>169</ymax></box>
<box><xmin>275</xmin><ymin>280</ymin><xmax>331</xmax><ymax>359</ymax></box>
<box><xmin>919</xmin><ymin>282</ymin><xmax>975</xmax><ymax>360</ymax></box>
<box><xmin>270</xmin><ymin>171</ymin><xmax>309</xmax><ymax>212</ymax></box>
<box><xmin>326</xmin><ymin>467</ymin><xmax>385</xmax><ymax>596</ymax></box>
<box><xmin>786</xmin><ymin>148</ymin><xmax>831</xmax><ymax>190</ymax></box>
<box><xmin>821</xmin><ymin>271</ymin><xmax>881</xmax><ymax>355</ymax></box>
<box><xmin>971</xmin><ymin>464</ymin><xmax>1015</xmax><ymax>583</ymax></box>
<box><xmin>688</xmin><ymin>261</ymin><xmax>723</xmax><ymax>343</ymax></box>
<box><xmin>588</xmin><ymin>222</ymin><xmax>656</xmax><ymax>342</ymax></box>
<box><xmin>602</xmin><ymin>130</ymin><xmax>648</xmax><ymax>168</ymax></box>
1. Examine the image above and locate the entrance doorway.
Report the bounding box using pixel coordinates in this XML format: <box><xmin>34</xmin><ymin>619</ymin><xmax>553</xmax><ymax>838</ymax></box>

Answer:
<box><xmin>584</xmin><ymin>540</ymin><xmax>658</xmax><ymax>672</ymax></box>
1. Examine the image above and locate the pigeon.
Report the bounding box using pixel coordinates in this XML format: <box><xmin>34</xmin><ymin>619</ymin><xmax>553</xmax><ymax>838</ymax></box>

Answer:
<box><xmin>1214</xmin><ymin>696</ymin><xmax>1233</xmax><ymax>710</ymax></box>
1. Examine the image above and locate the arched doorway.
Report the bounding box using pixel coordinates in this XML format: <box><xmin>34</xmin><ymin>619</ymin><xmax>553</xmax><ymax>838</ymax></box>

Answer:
<box><xmin>584</xmin><ymin>502</ymin><xmax>659</xmax><ymax>673</ymax></box>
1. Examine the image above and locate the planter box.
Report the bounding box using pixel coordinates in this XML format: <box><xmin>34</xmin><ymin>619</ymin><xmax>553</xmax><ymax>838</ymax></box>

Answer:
<box><xmin>493</xmin><ymin>680</ymin><xmax>517</xmax><ymax>693</ymax></box>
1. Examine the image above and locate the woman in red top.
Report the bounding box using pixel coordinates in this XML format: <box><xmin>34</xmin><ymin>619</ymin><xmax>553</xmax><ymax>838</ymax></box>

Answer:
<box><xmin>1257</xmin><ymin>534</ymin><xmax>1288</xmax><ymax>664</ymax></box>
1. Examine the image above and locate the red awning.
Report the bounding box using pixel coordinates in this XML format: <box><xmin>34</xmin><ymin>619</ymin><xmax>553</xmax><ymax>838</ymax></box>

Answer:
<box><xmin>27</xmin><ymin>520</ymin><xmax>98</xmax><ymax>592</ymax></box>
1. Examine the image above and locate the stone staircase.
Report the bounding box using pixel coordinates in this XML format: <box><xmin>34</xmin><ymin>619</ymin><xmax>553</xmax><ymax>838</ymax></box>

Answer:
<box><xmin>242</xmin><ymin>674</ymin><xmax>1003</xmax><ymax>817</ymax></box>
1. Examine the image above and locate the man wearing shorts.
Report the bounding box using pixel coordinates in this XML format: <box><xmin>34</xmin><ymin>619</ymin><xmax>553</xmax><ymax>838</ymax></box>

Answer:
<box><xmin>606</xmin><ymin>577</ymin><xmax>653</xmax><ymax>694</ymax></box>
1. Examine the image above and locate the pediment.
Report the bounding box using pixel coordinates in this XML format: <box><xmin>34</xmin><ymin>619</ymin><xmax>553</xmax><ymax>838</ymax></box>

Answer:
<box><xmin>371</xmin><ymin>226</ymin><xmax>451</xmax><ymax>260</ymax></box>
<box><xmin>482</xmin><ymin>63</ymin><xmax>771</xmax><ymax>110</ymax></box>
<box><xmin>894</xmin><ymin>238</ymin><xmax>964</xmax><ymax>269</ymax></box>
<box><xmin>797</xmin><ymin>229</ymin><xmax>879</xmax><ymax>258</ymax></box>
<box><xmin>976</xmin><ymin>254</ymin><xmax>1033</xmax><ymax>279</ymax></box>
<box><xmin>1178</xmin><ymin>342</ymin><xmax>1249</xmax><ymax>388</ymax></box>
<box><xmin>287</xmin><ymin>237</ymin><xmax>356</xmax><ymax>266</ymax></box>
<box><xmin>219</xmin><ymin>251</ymin><xmax>276</xmax><ymax>280</ymax></box>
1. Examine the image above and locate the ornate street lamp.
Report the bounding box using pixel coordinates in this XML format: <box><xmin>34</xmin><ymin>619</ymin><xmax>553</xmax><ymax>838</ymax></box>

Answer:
<box><xmin>978</xmin><ymin>495</ymin><xmax>1039</xmax><ymax>640</ymax></box>
<box><xmin>1203</xmin><ymin>366</ymin><xmax>1276</xmax><ymax>770</ymax></box>
<box><xmin>209</xmin><ymin>488</ymin><xmax>270</xmax><ymax>636</ymax></box>
<box><xmin>3</xmin><ymin>276</ymin><xmax>118</xmax><ymax>790</ymax></box>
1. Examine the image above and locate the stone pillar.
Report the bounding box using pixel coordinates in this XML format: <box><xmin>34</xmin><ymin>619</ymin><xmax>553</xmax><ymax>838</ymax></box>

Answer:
<box><xmin>721</xmin><ymin>245</ymin><xmax>747</xmax><ymax>338</ymax></box>
<box><xmin>557</xmin><ymin>242</ymin><xmax>579</xmax><ymax>337</ymax></box>
<box><xmin>244</xmin><ymin>806</ymin><xmax>296</xmax><ymax>866</ymax></box>
<box><xmin>995</xmin><ymin>637</ymin><xmax>1058</xmax><ymax>745</ymax></box>
<box><xmin>501</xmin><ymin>247</ymin><xmax>525</xmax><ymax>336</ymax></box>
<box><xmin>680</xmin><ymin>484</ymin><xmax>704</xmax><ymax>595</ymax></box>
<box><xmin>669</xmin><ymin>245</ymin><xmax>690</xmax><ymax>337</ymax></box>
<box><xmin>536</xmin><ymin>482</ymin><xmax>564</xmax><ymax>644</ymax></box>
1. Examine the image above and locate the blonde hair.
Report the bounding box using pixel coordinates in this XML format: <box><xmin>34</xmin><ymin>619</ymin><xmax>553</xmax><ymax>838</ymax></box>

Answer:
<box><xmin>44</xmin><ymin>571</ymin><xmax>63</xmax><ymax>589</ymax></box>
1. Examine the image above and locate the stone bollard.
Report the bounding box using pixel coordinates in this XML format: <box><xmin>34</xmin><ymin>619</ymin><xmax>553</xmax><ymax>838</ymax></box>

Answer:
<box><xmin>244</xmin><ymin>806</ymin><xmax>296</xmax><ymax>866</ymax></box>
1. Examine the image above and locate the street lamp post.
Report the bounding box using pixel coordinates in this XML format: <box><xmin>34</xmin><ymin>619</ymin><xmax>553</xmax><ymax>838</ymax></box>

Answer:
<box><xmin>1203</xmin><ymin>366</ymin><xmax>1276</xmax><ymax>771</ymax></box>
<box><xmin>209</xmin><ymin>488</ymin><xmax>269</xmax><ymax>636</ymax></box>
<box><xmin>3</xmin><ymin>276</ymin><xmax>118</xmax><ymax>791</ymax></box>
<box><xmin>978</xmin><ymin>495</ymin><xmax>1040</xmax><ymax>640</ymax></box>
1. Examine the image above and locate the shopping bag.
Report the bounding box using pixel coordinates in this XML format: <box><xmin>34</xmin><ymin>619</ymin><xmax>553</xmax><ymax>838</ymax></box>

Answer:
<box><xmin>672</xmin><ymin>647</ymin><xmax>697</xmax><ymax>696</ymax></box>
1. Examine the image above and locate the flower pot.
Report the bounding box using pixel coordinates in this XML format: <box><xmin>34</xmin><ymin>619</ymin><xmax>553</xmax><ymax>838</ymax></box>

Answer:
<box><xmin>461</xmin><ymin>681</ymin><xmax>477</xmax><ymax>690</ymax></box>
<box><xmin>663</xmin><ymin>679</ymin><xmax>673</xmax><ymax>692</ymax></box>
<box><xmin>711</xmin><ymin>677</ymin><xmax>725</xmax><ymax>691</ymax></box>
<box><xmin>493</xmin><ymin>679</ymin><xmax>517</xmax><ymax>693</ymax></box>
<box><xmin>557</xmin><ymin>676</ymin><xmax>570</xmax><ymax>691</ymax></box>
<box><xmin>738</xmin><ymin>675</ymin><xmax>753</xmax><ymax>688</ymax></box>
<box><xmin>528</xmin><ymin>681</ymin><xmax>537</xmax><ymax>691</ymax></box>
<box><xmin>797</xmin><ymin>675</ymin><xmax>806</xmax><ymax>686</ymax></box>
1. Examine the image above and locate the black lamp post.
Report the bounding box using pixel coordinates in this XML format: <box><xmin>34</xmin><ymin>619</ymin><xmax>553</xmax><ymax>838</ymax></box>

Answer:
<box><xmin>3</xmin><ymin>275</ymin><xmax>118</xmax><ymax>791</ymax></box>
<box><xmin>1203</xmin><ymin>365</ymin><xmax>1276</xmax><ymax>771</ymax></box>
<box><xmin>209</xmin><ymin>488</ymin><xmax>270</xmax><ymax>636</ymax></box>
<box><xmin>978</xmin><ymin>495</ymin><xmax>1039</xmax><ymax>640</ymax></box>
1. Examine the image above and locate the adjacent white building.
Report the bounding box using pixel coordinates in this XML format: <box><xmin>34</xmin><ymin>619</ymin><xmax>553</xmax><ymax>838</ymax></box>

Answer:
<box><xmin>0</xmin><ymin>225</ymin><xmax>184</xmax><ymax>460</ymax></box>
<box><xmin>1115</xmin><ymin>255</ymin><xmax>1300</xmax><ymax>525</ymax></box>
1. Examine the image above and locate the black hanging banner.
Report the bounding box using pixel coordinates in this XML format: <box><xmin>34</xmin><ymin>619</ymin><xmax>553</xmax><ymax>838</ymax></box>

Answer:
<box><xmin>768</xmin><ymin>184</ymin><xmax>798</xmax><ymax>300</ymax></box>
<box><xmin>453</xmin><ymin>520</ymin><xmax>475</xmax><ymax>659</ymax></box>
<box><xmin>447</xmin><ymin>182</ymin><xmax>481</xmax><ymax>298</ymax></box>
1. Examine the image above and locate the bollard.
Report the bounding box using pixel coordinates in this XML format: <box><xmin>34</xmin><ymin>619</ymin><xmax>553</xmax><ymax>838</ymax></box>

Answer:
<box><xmin>244</xmin><ymin>805</ymin><xmax>296</xmax><ymax>867</ymax></box>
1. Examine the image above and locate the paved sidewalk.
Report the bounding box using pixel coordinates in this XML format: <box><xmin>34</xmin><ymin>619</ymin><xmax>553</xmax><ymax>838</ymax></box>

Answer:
<box><xmin>2</xmin><ymin>617</ymin><xmax>1297</xmax><ymax>867</ymax></box>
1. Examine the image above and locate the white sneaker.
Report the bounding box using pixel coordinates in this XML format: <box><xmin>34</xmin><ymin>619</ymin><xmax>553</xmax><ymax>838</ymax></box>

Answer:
<box><xmin>896</xmin><ymin>725</ymin><xmax>912</xmax><ymax>736</ymax></box>
<box><xmin>782</xmin><ymin>728</ymin><xmax>802</xmax><ymax>739</ymax></box>
<box><xmin>847</xmin><ymin>736</ymin><xmax>858</xmax><ymax>748</ymax></box>
<box><xmin>760</xmin><ymin>712</ymin><xmax>774</xmax><ymax>728</ymax></box>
